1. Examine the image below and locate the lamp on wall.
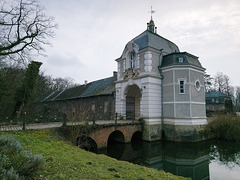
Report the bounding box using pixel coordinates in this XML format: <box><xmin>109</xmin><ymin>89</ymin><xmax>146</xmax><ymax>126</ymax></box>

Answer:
<box><xmin>140</xmin><ymin>86</ymin><xmax>146</xmax><ymax>96</ymax></box>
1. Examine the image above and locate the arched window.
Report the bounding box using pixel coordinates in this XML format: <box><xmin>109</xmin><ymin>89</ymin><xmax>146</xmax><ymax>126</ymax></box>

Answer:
<box><xmin>130</xmin><ymin>52</ymin><xmax>136</xmax><ymax>68</ymax></box>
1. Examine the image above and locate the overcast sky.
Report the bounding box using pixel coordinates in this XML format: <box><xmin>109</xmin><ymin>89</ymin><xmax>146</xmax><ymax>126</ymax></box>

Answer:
<box><xmin>39</xmin><ymin>0</ymin><xmax>240</xmax><ymax>87</ymax></box>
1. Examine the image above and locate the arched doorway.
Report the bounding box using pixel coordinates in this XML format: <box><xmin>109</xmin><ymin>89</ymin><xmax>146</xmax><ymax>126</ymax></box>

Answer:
<box><xmin>125</xmin><ymin>85</ymin><xmax>141</xmax><ymax>120</ymax></box>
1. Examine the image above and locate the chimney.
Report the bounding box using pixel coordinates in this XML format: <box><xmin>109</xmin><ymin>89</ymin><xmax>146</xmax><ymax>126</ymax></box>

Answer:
<box><xmin>113</xmin><ymin>71</ymin><xmax>117</xmax><ymax>78</ymax></box>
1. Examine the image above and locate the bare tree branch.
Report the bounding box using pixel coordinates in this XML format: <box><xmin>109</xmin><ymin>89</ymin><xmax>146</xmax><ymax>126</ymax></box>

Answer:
<box><xmin>0</xmin><ymin>0</ymin><xmax>57</xmax><ymax>63</ymax></box>
<box><xmin>214</xmin><ymin>72</ymin><xmax>234</xmax><ymax>96</ymax></box>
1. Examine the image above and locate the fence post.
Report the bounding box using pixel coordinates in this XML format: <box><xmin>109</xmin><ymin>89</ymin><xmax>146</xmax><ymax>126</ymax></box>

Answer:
<box><xmin>115</xmin><ymin>113</ymin><xmax>118</xmax><ymax>125</ymax></box>
<box><xmin>93</xmin><ymin>113</ymin><xmax>96</xmax><ymax>125</ymax></box>
<box><xmin>23</xmin><ymin>112</ymin><xmax>26</xmax><ymax>130</ymax></box>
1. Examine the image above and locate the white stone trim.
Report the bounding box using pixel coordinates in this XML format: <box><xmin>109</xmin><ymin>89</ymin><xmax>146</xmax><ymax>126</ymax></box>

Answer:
<box><xmin>163</xmin><ymin>101</ymin><xmax>206</xmax><ymax>105</ymax></box>
<box><xmin>123</xmin><ymin>60</ymin><xmax>126</xmax><ymax>72</ymax></box>
<box><xmin>116</xmin><ymin>73</ymin><xmax>161</xmax><ymax>83</ymax></box>
<box><xmin>117</xmin><ymin>62</ymin><xmax>121</xmax><ymax>79</ymax></box>
<box><xmin>163</xmin><ymin>81</ymin><xmax>203</xmax><ymax>87</ymax></box>
<box><xmin>173</xmin><ymin>69</ymin><xmax>176</xmax><ymax>117</ymax></box>
<box><xmin>141</xmin><ymin>76</ymin><xmax>162</xmax><ymax>85</ymax></box>
<box><xmin>122</xmin><ymin>42</ymin><xmax>139</xmax><ymax>59</ymax></box>
<box><xmin>144</xmin><ymin>51</ymin><xmax>153</xmax><ymax>72</ymax></box>
<box><xmin>136</xmin><ymin>54</ymin><xmax>140</xmax><ymax>68</ymax></box>
<box><xmin>178</xmin><ymin>78</ymin><xmax>186</xmax><ymax>94</ymax></box>
<box><xmin>161</xmin><ymin>65</ymin><xmax>205</xmax><ymax>73</ymax></box>
<box><xmin>189</xmin><ymin>69</ymin><xmax>192</xmax><ymax>117</ymax></box>
<box><xmin>164</xmin><ymin>118</ymin><xmax>207</xmax><ymax>125</ymax></box>
<box><xmin>143</xmin><ymin>118</ymin><xmax>162</xmax><ymax>125</ymax></box>
<box><xmin>194</xmin><ymin>79</ymin><xmax>201</xmax><ymax>91</ymax></box>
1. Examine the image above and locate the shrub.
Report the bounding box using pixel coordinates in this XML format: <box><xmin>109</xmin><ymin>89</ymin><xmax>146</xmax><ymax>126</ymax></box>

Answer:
<box><xmin>0</xmin><ymin>135</ymin><xmax>45</xmax><ymax>179</ymax></box>
<box><xmin>204</xmin><ymin>115</ymin><xmax>240</xmax><ymax>141</ymax></box>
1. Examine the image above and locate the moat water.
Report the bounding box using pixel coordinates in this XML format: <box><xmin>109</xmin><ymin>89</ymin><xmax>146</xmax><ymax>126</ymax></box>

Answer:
<box><xmin>98</xmin><ymin>140</ymin><xmax>240</xmax><ymax>180</ymax></box>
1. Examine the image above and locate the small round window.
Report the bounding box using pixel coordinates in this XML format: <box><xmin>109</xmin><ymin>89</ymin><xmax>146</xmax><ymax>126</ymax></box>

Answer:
<box><xmin>195</xmin><ymin>80</ymin><xmax>201</xmax><ymax>91</ymax></box>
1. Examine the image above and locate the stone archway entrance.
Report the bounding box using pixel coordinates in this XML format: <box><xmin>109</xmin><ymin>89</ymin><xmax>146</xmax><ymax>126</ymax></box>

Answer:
<box><xmin>125</xmin><ymin>85</ymin><xmax>141</xmax><ymax>120</ymax></box>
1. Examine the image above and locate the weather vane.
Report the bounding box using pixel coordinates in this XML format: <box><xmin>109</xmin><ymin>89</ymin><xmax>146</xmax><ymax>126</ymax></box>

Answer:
<box><xmin>148</xmin><ymin>6</ymin><xmax>156</xmax><ymax>20</ymax></box>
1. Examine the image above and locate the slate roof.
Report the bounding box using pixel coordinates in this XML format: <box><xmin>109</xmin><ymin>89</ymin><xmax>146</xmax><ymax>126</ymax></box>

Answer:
<box><xmin>161</xmin><ymin>52</ymin><xmax>204</xmax><ymax>69</ymax></box>
<box><xmin>40</xmin><ymin>76</ymin><xmax>116</xmax><ymax>102</ymax></box>
<box><xmin>205</xmin><ymin>91</ymin><xmax>228</xmax><ymax>104</ymax></box>
<box><xmin>205</xmin><ymin>91</ymin><xmax>227</xmax><ymax>98</ymax></box>
<box><xmin>130</xmin><ymin>30</ymin><xmax>180</xmax><ymax>53</ymax></box>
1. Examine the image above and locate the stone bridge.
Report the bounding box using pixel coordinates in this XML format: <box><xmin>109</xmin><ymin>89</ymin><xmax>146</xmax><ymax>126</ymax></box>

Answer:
<box><xmin>0</xmin><ymin>120</ymin><xmax>143</xmax><ymax>152</ymax></box>
<box><xmin>76</xmin><ymin>123</ymin><xmax>142</xmax><ymax>151</ymax></box>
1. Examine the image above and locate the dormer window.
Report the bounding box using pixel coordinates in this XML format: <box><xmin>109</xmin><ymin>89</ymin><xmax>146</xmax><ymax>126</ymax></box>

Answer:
<box><xmin>178</xmin><ymin>57</ymin><xmax>184</xmax><ymax>63</ymax></box>
<box><xmin>130</xmin><ymin>52</ymin><xmax>136</xmax><ymax>68</ymax></box>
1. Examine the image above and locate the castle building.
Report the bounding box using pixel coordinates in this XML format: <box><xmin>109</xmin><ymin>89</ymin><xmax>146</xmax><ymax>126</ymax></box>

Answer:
<box><xmin>40</xmin><ymin>18</ymin><xmax>207</xmax><ymax>142</ymax></box>
<box><xmin>115</xmin><ymin>18</ymin><xmax>207</xmax><ymax>141</ymax></box>
<box><xmin>205</xmin><ymin>91</ymin><xmax>232</xmax><ymax>113</ymax></box>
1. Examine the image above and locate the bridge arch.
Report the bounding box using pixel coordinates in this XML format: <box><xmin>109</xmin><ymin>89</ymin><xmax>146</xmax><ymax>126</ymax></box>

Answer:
<box><xmin>76</xmin><ymin>135</ymin><xmax>98</xmax><ymax>153</ymax></box>
<box><xmin>86</xmin><ymin>124</ymin><xmax>142</xmax><ymax>149</ymax></box>
<box><xmin>107</xmin><ymin>130</ymin><xmax>125</xmax><ymax>145</ymax></box>
<box><xmin>131</xmin><ymin>131</ymin><xmax>142</xmax><ymax>141</ymax></box>
<box><xmin>131</xmin><ymin>131</ymin><xmax>143</xmax><ymax>151</ymax></box>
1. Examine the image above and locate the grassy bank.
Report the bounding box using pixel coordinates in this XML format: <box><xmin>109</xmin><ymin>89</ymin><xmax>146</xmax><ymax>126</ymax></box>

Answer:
<box><xmin>0</xmin><ymin>129</ymin><xmax>188</xmax><ymax>180</ymax></box>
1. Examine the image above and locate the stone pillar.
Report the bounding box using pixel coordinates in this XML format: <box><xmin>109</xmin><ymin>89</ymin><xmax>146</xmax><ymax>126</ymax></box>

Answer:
<box><xmin>141</xmin><ymin>76</ymin><xmax>163</xmax><ymax>141</ymax></box>
<box><xmin>115</xmin><ymin>84</ymin><xmax>127</xmax><ymax>119</ymax></box>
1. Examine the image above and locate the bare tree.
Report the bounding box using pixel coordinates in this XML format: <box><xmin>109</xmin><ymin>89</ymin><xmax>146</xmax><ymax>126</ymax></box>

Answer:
<box><xmin>52</xmin><ymin>77</ymin><xmax>78</xmax><ymax>91</ymax></box>
<box><xmin>214</xmin><ymin>72</ymin><xmax>234</xmax><ymax>96</ymax></box>
<box><xmin>0</xmin><ymin>0</ymin><xmax>57</xmax><ymax>62</ymax></box>
<box><xmin>214</xmin><ymin>72</ymin><xmax>224</xmax><ymax>92</ymax></box>
<box><xmin>204</xmin><ymin>73</ymin><xmax>214</xmax><ymax>92</ymax></box>
<box><xmin>234</xmin><ymin>86</ymin><xmax>240</xmax><ymax>109</ymax></box>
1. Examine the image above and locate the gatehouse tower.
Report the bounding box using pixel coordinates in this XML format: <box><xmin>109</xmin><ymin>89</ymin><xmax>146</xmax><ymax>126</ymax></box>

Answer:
<box><xmin>115</xmin><ymin>17</ymin><xmax>207</xmax><ymax>142</ymax></box>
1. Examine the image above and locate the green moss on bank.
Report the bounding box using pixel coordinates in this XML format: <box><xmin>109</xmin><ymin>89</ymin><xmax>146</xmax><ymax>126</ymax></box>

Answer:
<box><xmin>0</xmin><ymin>129</ymin><xmax>188</xmax><ymax>180</ymax></box>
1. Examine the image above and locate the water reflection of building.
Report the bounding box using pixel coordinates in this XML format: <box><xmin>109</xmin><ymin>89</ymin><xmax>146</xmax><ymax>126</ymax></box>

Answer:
<box><xmin>101</xmin><ymin>141</ymin><xmax>210</xmax><ymax>180</ymax></box>
<box><xmin>163</xmin><ymin>141</ymin><xmax>210</xmax><ymax>180</ymax></box>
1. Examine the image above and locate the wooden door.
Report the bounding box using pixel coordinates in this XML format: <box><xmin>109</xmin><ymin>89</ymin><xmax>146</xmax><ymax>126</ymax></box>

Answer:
<box><xmin>126</xmin><ymin>96</ymin><xmax>135</xmax><ymax>120</ymax></box>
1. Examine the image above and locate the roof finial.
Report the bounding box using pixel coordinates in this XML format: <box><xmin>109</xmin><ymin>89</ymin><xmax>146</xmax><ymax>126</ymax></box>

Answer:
<box><xmin>148</xmin><ymin>6</ymin><xmax>156</xmax><ymax>20</ymax></box>
<box><xmin>147</xmin><ymin>6</ymin><xmax>156</xmax><ymax>33</ymax></box>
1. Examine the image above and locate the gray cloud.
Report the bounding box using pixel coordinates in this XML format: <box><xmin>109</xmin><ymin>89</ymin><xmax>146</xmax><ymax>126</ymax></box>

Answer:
<box><xmin>39</xmin><ymin>0</ymin><xmax>240</xmax><ymax>86</ymax></box>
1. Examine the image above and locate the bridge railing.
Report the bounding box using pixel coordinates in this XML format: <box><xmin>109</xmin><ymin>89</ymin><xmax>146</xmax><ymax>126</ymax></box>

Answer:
<box><xmin>0</xmin><ymin>111</ymin><xmax>141</xmax><ymax>131</ymax></box>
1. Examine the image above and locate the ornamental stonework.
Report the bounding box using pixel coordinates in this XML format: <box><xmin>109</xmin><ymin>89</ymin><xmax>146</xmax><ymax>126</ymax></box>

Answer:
<box><xmin>144</xmin><ymin>51</ymin><xmax>152</xmax><ymax>72</ymax></box>
<box><xmin>123</xmin><ymin>68</ymin><xmax>139</xmax><ymax>80</ymax></box>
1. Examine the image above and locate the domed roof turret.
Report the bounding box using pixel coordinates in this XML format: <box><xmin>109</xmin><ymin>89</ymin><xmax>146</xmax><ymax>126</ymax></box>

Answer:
<box><xmin>147</xmin><ymin>18</ymin><xmax>155</xmax><ymax>33</ymax></box>
<box><xmin>161</xmin><ymin>52</ymin><xmax>204</xmax><ymax>69</ymax></box>
<box><xmin>117</xmin><ymin>12</ymin><xmax>180</xmax><ymax>60</ymax></box>
<box><xmin>149</xmin><ymin>19</ymin><xmax>154</xmax><ymax>25</ymax></box>
<box><xmin>131</xmin><ymin>30</ymin><xmax>179</xmax><ymax>53</ymax></box>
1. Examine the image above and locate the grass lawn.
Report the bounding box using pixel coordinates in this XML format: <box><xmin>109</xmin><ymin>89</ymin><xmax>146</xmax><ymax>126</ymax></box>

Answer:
<box><xmin>0</xmin><ymin>129</ymin><xmax>189</xmax><ymax>180</ymax></box>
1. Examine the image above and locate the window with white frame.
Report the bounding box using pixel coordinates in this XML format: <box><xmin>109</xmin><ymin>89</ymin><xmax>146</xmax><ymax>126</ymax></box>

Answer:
<box><xmin>178</xmin><ymin>79</ymin><xmax>186</xmax><ymax>94</ymax></box>
<box><xmin>195</xmin><ymin>80</ymin><xmax>201</xmax><ymax>91</ymax></box>
<box><xmin>130</xmin><ymin>51</ymin><xmax>136</xmax><ymax>68</ymax></box>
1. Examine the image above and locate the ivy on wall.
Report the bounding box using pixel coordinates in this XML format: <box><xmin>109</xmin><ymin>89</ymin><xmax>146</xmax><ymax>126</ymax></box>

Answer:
<box><xmin>13</xmin><ymin>61</ymin><xmax>42</xmax><ymax>116</ymax></box>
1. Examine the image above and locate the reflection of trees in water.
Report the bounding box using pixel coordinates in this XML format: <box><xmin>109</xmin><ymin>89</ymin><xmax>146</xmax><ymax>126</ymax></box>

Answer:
<box><xmin>100</xmin><ymin>139</ymin><xmax>240</xmax><ymax>179</ymax></box>
<box><xmin>210</xmin><ymin>140</ymin><xmax>240</xmax><ymax>169</ymax></box>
